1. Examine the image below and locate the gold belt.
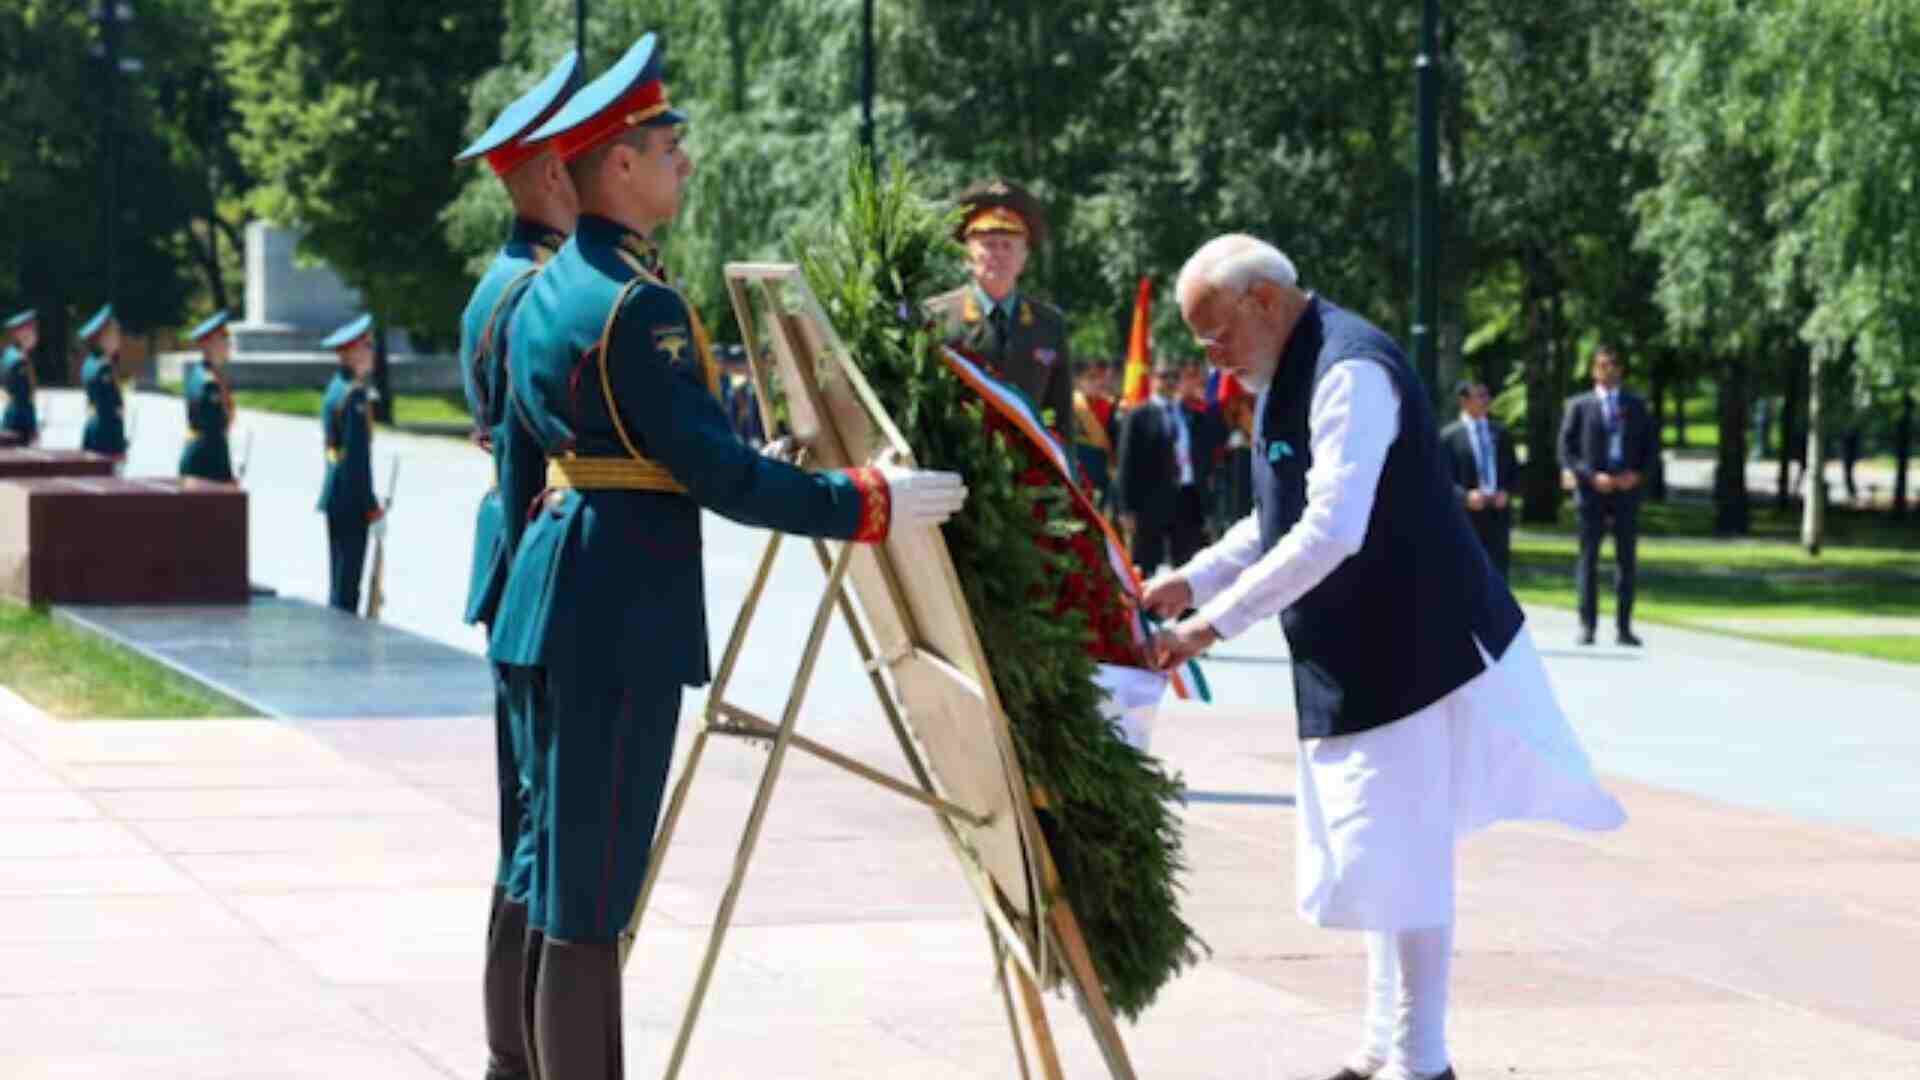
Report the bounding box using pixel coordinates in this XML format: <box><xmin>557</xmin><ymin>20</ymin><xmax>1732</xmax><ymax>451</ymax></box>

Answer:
<box><xmin>546</xmin><ymin>455</ymin><xmax>686</xmax><ymax>494</ymax></box>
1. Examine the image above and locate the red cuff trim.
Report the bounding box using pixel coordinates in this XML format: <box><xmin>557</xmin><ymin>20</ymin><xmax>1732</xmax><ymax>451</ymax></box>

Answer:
<box><xmin>844</xmin><ymin>466</ymin><xmax>891</xmax><ymax>544</ymax></box>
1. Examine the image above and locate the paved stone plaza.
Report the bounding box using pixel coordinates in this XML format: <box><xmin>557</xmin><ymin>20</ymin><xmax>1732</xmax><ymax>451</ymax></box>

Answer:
<box><xmin>3</xmin><ymin>393</ymin><xmax>1917</xmax><ymax>1077</ymax></box>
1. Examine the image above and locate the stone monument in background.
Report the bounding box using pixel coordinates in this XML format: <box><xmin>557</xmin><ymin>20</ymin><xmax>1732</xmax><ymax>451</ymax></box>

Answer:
<box><xmin>173</xmin><ymin>222</ymin><xmax>457</xmax><ymax>392</ymax></box>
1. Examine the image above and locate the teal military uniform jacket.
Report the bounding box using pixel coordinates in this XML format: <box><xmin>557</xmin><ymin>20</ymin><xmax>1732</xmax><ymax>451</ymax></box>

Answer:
<box><xmin>317</xmin><ymin>370</ymin><xmax>377</xmax><ymax>517</ymax></box>
<box><xmin>1</xmin><ymin>345</ymin><xmax>37</xmax><ymax>443</ymax></box>
<box><xmin>178</xmin><ymin>361</ymin><xmax>236</xmax><ymax>482</ymax></box>
<box><xmin>487</xmin><ymin>215</ymin><xmax>888</xmax><ymax>685</ymax></box>
<box><xmin>80</xmin><ymin>353</ymin><xmax>128</xmax><ymax>457</ymax></box>
<box><xmin>460</xmin><ymin>219</ymin><xmax>565</xmax><ymax>628</ymax></box>
<box><xmin>925</xmin><ymin>284</ymin><xmax>1075</xmax><ymax>445</ymax></box>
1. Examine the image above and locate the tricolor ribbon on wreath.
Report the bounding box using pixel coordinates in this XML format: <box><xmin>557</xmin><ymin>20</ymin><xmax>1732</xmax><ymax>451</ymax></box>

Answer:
<box><xmin>938</xmin><ymin>345</ymin><xmax>1207</xmax><ymax>705</ymax></box>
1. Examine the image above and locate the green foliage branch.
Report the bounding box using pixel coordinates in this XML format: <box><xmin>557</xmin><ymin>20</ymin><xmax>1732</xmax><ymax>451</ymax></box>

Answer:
<box><xmin>798</xmin><ymin>153</ymin><xmax>1201</xmax><ymax>1018</ymax></box>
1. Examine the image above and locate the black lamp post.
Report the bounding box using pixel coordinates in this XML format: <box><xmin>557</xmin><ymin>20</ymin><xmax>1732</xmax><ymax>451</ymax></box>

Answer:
<box><xmin>860</xmin><ymin>0</ymin><xmax>875</xmax><ymax>160</ymax></box>
<box><xmin>1411</xmin><ymin>0</ymin><xmax>1440</xmax><ymax>398</ymax></box>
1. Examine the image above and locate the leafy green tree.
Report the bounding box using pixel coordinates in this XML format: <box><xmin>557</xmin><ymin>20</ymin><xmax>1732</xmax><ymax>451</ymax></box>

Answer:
<box><xmin>218</xmin><ymin>0</ymin><xmax>505</xmax><ymax>413</ymax></box>
<box><xmin>0</xmin><ymin>1</ymin><xmax>207</xmax><ymax>379</ymax></box>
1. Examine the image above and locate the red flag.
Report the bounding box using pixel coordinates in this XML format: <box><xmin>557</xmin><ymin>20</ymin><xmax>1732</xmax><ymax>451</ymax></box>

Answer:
<box><xmin>1121</xmin><ymin>275</ymin><xmax>1153</xmax><ymax>407</ymax></box>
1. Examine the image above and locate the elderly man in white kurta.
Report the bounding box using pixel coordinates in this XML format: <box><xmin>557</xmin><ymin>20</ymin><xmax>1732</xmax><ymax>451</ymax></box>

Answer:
<box><xmin>1146</xmin><ymin>235</ymin><xmax>1625</xmax><ymax>1080</ymax></box>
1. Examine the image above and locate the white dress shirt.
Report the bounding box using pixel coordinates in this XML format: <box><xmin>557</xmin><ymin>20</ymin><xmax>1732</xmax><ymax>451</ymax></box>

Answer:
<box><xmin>1467</xmin><ymin>415</ymin><xmax>1497</xmax><ymax>494</ymax></box>
<box><xmin>1181</xmin><ymin>360</ymin><xmax>1400</xmax><ymax>640</ymax></box>
<box><xmin>1159</xmin><ymin>395</ymin><xmax>1195</xmax><ymax>487</ymax></box>
<box><xmin>1599</xmin><ymin>388</ymin><xmax>1624</xmax><ymax>467</ymax></box>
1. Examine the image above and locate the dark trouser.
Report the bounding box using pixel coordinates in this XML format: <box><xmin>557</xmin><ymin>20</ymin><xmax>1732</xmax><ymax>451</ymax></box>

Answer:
<box><xmin>1466</xmin><ymin>506</ymin><xmax>1512</xmax><ymax>580</ymax></box>
<box><xmin>325</xmin><ymin>511</ymin><xmax>370</xmax><ymax>613</ymax></box>
<box><xmin>509</xmin><ymin>663</ymin><xmax>682</xmax><ymax>1080</ymax></box>
<box><xmin>515</xmin><ymin>663</ymin><xmax>682</xmax><ymax>944</ymax></box>
<box><xmin>1171</xmin><ymin>483</ymin><xmax>1208</xmax><ymax>566</ymax></box>
<box><xmin>1130</xmin><ymin>485</ymin><xmax>1209</xmax><ymax>576</ymax></box>
<box><xmin>1576</xmin><ymin>490</ymin><xmax>1640</xmax><ymax>632</ymax></box>
<box><xmin>492</xmin><ymin>662</ymin><xmax>535</xmax><ymax>900</ymax></box>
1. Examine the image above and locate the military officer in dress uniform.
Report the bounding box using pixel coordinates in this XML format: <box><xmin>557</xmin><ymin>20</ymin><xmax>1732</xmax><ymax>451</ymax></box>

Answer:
<box><xmin>317</xmin><ymin>314</ymin><xmax>381</xmax><ymax>613</ymax></box>
<box><xmin>76</xmin><ymin>304</ymin><xmax>129</xmax><ymax>464</ymax></box>
<box><xmin>924</xmin><ymin>178</ymin><xmax>1076</xmax><ymax>446</ymax></box>
<box><xmin>451</xmin><ymin>48</ymin><xmax>583</xmax><ymax>1080</ymax></box>
<box><xmin>485</xmin><ymin>34</ymin><xmax>966</xmax><ymax>1078</ymax></box>
<box><xmin>179</xmin><ymin>311</ymin><xmax>238</xmax><ymax>483</ymax></box>
<box><xmin>2</xmin><ymin>309</ymin><xmax>41</xmax><ymax>445</ymax></box>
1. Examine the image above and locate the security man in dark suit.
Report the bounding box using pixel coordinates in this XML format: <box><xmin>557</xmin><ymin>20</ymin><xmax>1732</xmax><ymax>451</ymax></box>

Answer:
<box><xmin>1117</xmin><ymin>357</ymin><xmax>1205</xmax><ymax>574</ymax></box>
<box><xmin>484</xmin><ymin>35</ymin><xmax>964</xmax><ymax>1078</ymax></box>
<box><xmin>76</xmin><ymin>305</ymin><xmax>129</xmax><ymax>463</ymax></box>
<box><xmin>924</xmin><ymin>178</ymin><xmax>1075</xmax><ymax>446</ymax></box>
<box><xmin>317</xmin><ymin>314</ymin><xmax>381</xmax><ymax>614</ymax></box>
<box><xmin>1439</xmin><ymin>379</ymin><xmax>1519</xmax><ymax>578</ymax></box>
<box><xmin>180</xmin><ymin>311</ymin><xmax>238</xmax><ymax>483</ymax></box>
<box><xmin>451</xmin><ymin>48</ymin><xmax>582</xmax><ymax>1080</ymax></box>
<box><xmin>2</xmin><ymin>309</ymin><xmax>40</xmax><ymax>445</ymax></box>
<box><xmin>1558</xmin><ymin>345</ymin><xmax>1656</xmax><ymax>646</ymax></box>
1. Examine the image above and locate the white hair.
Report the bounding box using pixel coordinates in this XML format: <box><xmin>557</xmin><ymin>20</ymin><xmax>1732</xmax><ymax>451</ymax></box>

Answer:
<box><xmin>1174</xmin><ymin>234</ymin><xmax>1298</xmax><ymax>306</ymax></box>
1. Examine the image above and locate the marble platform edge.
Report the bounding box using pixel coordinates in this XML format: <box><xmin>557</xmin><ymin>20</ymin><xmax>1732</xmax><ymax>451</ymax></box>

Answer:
<box><xmin>50</xmin><ymin>605</ymin><xmax>282</xmax><ymax>719</ymax></box>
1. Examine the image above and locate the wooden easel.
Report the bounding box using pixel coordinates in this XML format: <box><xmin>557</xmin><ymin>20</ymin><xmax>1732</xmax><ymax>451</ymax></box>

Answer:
<box><xmin>618</xmin><ymin>264</ymin><xmax>1138</xmax><ymax>1079</ymax></box>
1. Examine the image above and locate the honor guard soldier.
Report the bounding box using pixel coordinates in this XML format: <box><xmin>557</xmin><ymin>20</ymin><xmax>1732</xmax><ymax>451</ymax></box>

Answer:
<box><xmin>485</xmin><ymin>33</ymin><xmax>966</xmax><ymax>1078</ymax></box>
<box><xmin>77</xmin><ymin>304</ymin><xmax>129</xmax><ymax>463</ymax></box>
<box><xmin>317</xmin><ymin>314</ymin><xmax>381</xmax><ymax>613</ymax></box>
<box><xmin>179</xmin><ymin>311</ymin><xmax>238</xmax><ymax>483</ymax></box>
<box><xmin>925</xmin><ymin>178</ymin><xmax>1076</xmax><ymax>445</ymax></box>
<box><xmin>2</xmin><ymin>309</ymin><xmax>40</xmax><ymax>445</ymax></box>
<box><xmin>451</xmin><ymin>48</ymin><xmax>583</xmax><ymax>1080</ymax></box>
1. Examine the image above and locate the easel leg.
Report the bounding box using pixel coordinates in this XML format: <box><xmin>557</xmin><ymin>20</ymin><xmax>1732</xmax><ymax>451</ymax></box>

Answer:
<box><xmin>991</xmin><ymin>929</ymin><xmax>1037</xmax><ymax>1080</ymax></box>
<box><xmin>660</xmin><ymin>541</ymin><xmax>857</xmax><ymax>1078</ymax></box>
<box><xmin>1007</xmin><ymin>949</ymin><xmax>1068</xmax><ymax>1080</ymax></box>
<box><xmin>622</xmin><ymin>533</ymin><xmax>785</xmax><ymax>960</ymax></box>
<box><xmin>1050</xmin><ymin>903</ymin><xmax>1139</xmax><ymax>1080</ymax></box>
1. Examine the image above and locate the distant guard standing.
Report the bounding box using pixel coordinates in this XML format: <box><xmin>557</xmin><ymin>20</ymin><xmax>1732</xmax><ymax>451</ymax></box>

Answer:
<box><xmin>2</xmin><ymin>309</ymin><xmax>40</xmax><ymax>445</ymax></box>
<box><xmin>925</xmin><ymin>179</ymin><xmax>1076</xmax><ymax>445</ymax></box>
<box><xmin>76</xmin><ymin>304</ymin><xmax>129</xmax><ymax>464</ymax></box>
<box><xmin>1438</xmin><ymin>380</ymin><xmax>1518</xmax><ymax>579</ymax></box>
<box><xmin>1558</xmin><ymin>346</ymin><xmax>1655</xmax><ymax>646</ymax></box>
<box><xmin>451</xmin><ymin>48</ymin><xmax>583</xmax><ymax>1080</ymax></box>
<box><xmin>179</xmin><ymin>311</ymin><xmax>238</xmax><ymax>483</ymax></box>
<box><xmin>486</xmin><ymin>34</ymin><xmax>966</xmax><ymax>1078</ymax></box>
<box><xmin>317</xmin><ymin>314</ymin><xmax>381</xmax><ymax>613</ymax></box>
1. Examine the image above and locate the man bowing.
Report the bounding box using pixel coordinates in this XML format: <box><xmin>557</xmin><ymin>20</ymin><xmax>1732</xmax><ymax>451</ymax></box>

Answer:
<box><xmin>1144</xmin><ymin>235</ymin><xmax>1625</xmax><ymax>1080</ymax></box>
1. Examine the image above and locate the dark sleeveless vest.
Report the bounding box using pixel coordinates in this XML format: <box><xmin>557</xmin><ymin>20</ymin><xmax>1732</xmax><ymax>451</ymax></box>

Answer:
<box><xmin>1252</xmin><ymin>297</ymin><xmax>1523</xmax><ymax>739</ymax></box>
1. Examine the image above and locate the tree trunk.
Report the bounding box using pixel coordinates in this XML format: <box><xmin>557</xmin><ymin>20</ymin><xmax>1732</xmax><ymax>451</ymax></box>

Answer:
<box><xmin>1648</xmin><ymin>350</ymin><xmax>1668</xmax><ymax>501</ymax></box>
<box><xmin>1776</xmin><ymin>347</ymin><xmax>1803</xmax><ymax>508</ymax></box>
<box><xmin>1712</xmin><ymin>352</ymin><xmax>1750</xmax><ymax>536</ymax></box>
<box><xmin>1519</xmin><ymin>251</ymin><xmax>1565</xmax><ymax>524</ymax></box>
<box><xmin>1675</xmin><ymin>374</ymin><xmax>1689</xmax><ymax>448</ymax></box>
<box><xmin>372</xmin><ymin>324</ymin><xmax>394</xmax><ymax>425</ymax></box>
<box><xmin>1895</xmin><ymin>389</ymin><xmax>1913</xmax><ymax>517</ymax></box>
<box><xmin>1800</xmin><ymin>346</ymin><xmax>1826</xmax><ymax>555</ymax></box>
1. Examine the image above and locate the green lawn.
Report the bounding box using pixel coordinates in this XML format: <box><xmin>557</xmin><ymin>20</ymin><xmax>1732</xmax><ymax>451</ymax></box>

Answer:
<box><xmin>0</xmin><ymin>604</ymin><xmax>255</xmax><ymax>719</ymax></box>
<box><xmin>1509</xmin><ymin>498</ymin><xmax>1920</xmax><ymax>664</ymax></box>
<box><xmin>158</xmin><ymin>380</ymin><xmax>471</xmax><ymax>428</ymax></box>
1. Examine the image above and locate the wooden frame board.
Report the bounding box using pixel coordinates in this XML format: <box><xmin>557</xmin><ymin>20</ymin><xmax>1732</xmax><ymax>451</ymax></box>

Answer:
<box><xmin>622</xmin><ymin>263</ymin><xmax>1137</xmax><ymax>1079</ymax></box>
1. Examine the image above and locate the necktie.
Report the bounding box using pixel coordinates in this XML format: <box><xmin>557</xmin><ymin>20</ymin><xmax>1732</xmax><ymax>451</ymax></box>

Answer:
<box><xmin>989</xmin><ymin>306</ymin><xmax>1010</xmax><ymax>358</ymax></box>
<box><xmin>1476</xmin><ymin>422</ymin><xmax>1494</xmax><ymax>490</ymax></box>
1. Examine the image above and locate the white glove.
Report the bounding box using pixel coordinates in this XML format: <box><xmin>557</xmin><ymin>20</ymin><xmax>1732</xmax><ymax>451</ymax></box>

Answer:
<box><xmin>879</xmin><ymin>466</ymin><xmax>967</xmax><ymax>531</ymax></box>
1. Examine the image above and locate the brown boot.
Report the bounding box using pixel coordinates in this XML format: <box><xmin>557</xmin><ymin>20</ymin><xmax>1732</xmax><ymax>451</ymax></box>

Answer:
<box><xmin>533</xmin><ymin>938</ymin><xmax>623</xmax><ymax>1080</ymax></box>
<box><xmin>520</xmin><ymin>926</ymin><xmax>546</xmax><ymax>1080</ymax></box>
<box><xmin>483</xmin><ymin>888</ymin><xmax>532</xmax><ymax>1080</ymax></box>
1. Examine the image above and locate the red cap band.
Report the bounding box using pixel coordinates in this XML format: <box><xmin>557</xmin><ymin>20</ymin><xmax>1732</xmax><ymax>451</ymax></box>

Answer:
<box><xmin>554</xmin><ymin>81</ymin><xmax>674</xmax><ymax>162</ymax></box>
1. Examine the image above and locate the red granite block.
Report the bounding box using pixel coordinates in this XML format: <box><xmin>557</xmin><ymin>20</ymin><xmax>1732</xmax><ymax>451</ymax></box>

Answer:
<box><xmin>0</xmin><ymin>449</ymin><xmax>117</xmax><ymax>480</ymax></box>
<box><xmin>0</xmin><ymin>477</ymin><xmax>248</xmax><ymax>604</ymax></box>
